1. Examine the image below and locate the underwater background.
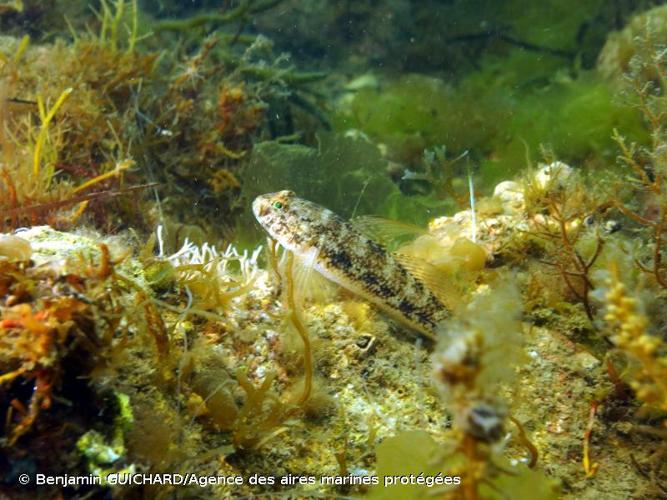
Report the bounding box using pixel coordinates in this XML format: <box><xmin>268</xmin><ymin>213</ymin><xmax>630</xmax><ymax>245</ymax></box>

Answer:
<box><xmin>0</xmin><ymin>0</ymin><xmax>666</xmax><ymax>498</ymax></box>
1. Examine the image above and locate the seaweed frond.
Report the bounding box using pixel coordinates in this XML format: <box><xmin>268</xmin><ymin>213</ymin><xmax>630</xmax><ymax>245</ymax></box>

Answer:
<box><xmin>284</xmin><ymin>250</ymin><xmax>312</xmax><ymax>405</ymax></box>
<box><xmin>523</xmin><ymin>163</ymin><xmax>608</xmax><ymax>322</ymax></box>
<box><xmin>596</xmin><ymin>262</ymin><xmax>667</xmax><ymax>413</ymax></box>
<box><xmin>33</xmin><ymin>87</ymin><xmax>72</xmax><ymax>179</ymax></box>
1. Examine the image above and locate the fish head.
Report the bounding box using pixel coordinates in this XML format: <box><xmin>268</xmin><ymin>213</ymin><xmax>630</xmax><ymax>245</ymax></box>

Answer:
<box><xmin>253</xmin><ymin>190</ymin><xmax>309</xmax><ymax>249</ymax></box>
<box><xmin>253</xmin><ymin>190</ymin><xmax>342</xmax><ymax>256</ymax></box>
<box><xmin>253</xmin><ymin>190</ymin><xmax>295</xmax><ymax>222</ymax></box>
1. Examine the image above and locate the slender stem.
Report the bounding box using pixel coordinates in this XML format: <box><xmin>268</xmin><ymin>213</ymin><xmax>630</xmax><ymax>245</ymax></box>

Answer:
<box><xmin>285</xmin><ymin>251</ymin><xmax>312</xmax><ymax>405</ymax></box>
<box><xmin>461</xmin><ymin>433</ymin><xmax>479</xmax><ymax>500</ymax></box>
<box><xmin>154</xmin><ymin>0</ymin><xmax>284</xmax><ymax>32</ymax></box>
<box><xmin>653</xmin><ymin>208</ymin><xmax>667</xmax><ymax>288</ymax></box>
<box><xmin>33</xmin><ymin>88</ymin><xmax>73</xmax><ymax>179</ymax></box>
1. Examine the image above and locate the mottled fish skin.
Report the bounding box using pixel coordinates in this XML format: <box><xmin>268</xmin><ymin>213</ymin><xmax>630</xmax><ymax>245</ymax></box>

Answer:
<box><xmin>252</xmin><ymin>190</ymin><xmax>448</xmax><ymax>339</ymax></box>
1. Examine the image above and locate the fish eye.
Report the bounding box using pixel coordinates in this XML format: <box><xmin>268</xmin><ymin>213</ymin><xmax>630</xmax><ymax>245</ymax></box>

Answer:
<box><xmin>273</xmin><ymin>201</ymin><xmax>283</xmax><ymax>209</ymax></box>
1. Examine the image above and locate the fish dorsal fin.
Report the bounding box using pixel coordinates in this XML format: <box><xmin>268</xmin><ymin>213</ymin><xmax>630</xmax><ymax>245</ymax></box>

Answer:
<box><xmin>350</xmin><ymin>215</ymin><xmax>428</xmax><ymax>250</ymax></box>
<box><xmin>393</xmin><ymin>251</ymin><xmax>461</xmax><ymax>310</ymax></box>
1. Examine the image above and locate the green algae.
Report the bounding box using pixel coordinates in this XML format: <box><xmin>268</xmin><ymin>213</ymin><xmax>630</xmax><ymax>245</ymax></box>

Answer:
<box><xmin>480</xmin><ymin>73</ymin><xmax>648</xmax><ymax>182</ymax></box>
<box><xmin>336</xmin><ymin>74</ymin><xmax>507</xmax><ymax>166</ymax></box>
<box><xmin>242</xmin><ymin>132</ymin><xmax>448</xmax><ymax>230</ymax></box>
<box><xmin>337</xmin><ymin>68</ymin><xmax>648</xmax><ymax>191</ymax></box>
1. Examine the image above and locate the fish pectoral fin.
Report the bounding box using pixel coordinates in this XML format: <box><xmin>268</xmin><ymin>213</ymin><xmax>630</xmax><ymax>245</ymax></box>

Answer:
<box><xmin>392</xmin><ymin>251</ymin><xmax>461</xmax><ymax>311</ymax></box>
<box><xmin>290</xmin><ymin>249</ymin><xmax>336</xmax><ymax>303</ymax></box>
<box><xmin>350</xmin><ymin>215</ymin><xmax>428</xmax><ymax>250</ymax></box>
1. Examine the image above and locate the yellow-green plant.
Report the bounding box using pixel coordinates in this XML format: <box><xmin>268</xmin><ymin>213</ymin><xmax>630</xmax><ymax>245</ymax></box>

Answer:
<box><xmin>32</xmin><ymin>87</ymin><xmax>72</xmax><ymax>181</ymax></box>
<box><xmin>596</xmin><ymin>262</ymin><xmax>667</xmax><ymax>413</ymax></box>
<box><xmin>95</xmin><ymin>0</ymin><xmax>139</xmax><ymax>53</ymax></box>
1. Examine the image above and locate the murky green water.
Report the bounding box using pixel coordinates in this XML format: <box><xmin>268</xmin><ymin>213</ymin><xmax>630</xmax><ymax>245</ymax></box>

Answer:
<box><xmin>0</xmin><ymin>1</ymin><xmax>665</xmax><ymax>498</ymax></box>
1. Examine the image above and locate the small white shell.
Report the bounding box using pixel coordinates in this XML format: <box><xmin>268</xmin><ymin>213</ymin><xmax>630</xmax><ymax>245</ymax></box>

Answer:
<box><xmin>0</xmin><ymin>234</ymin><xmax>32</xmax><ymax>262</ymax></box>
<box><xmin>535</xmin><ymin>161</ymin><xmax>573</xmax><ymax>189</ymax></box>
<box><xmin>493</xmin><ymin>180</ymin><xmax>524</xmax><ymax>211</ymax></box>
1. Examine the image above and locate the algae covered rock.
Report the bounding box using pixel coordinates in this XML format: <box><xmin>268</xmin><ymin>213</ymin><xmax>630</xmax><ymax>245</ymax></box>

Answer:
<box><xmin>336</xmin><ymin>74</ymin><xmax>507</xmax><ymax>165</ymax></box>
<box><xmin>337</xmin><ymin>70</ymin><xmax>647</xmax><ymax>192</ymax></box>
<box><xmin>597</xmin><ymin>4</ymin><xmax>667</xmax><ymax>83</ymax></box>
<box><xmin>0</xmin><ymin>226</ymin><xmax>147</xmax><ymax>490</ymax></box>
<box><xmin>243</xmin><ymin>131</ymin><xmax>435</xmax><ymax>225</ymax></box>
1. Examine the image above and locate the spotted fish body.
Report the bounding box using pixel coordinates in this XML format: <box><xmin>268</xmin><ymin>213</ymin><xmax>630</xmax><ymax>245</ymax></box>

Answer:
<box><xmin>252</xmin><ymin>190</ymin><xmax>449</xmax><ymax>339</ymax></box>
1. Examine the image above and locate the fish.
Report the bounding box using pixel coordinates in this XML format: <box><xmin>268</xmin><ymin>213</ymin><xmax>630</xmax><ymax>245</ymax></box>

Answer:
<box><xmin>252</xmin><ymin>190</ymin><xmax>450</xmax><ymax>340</ymax></box>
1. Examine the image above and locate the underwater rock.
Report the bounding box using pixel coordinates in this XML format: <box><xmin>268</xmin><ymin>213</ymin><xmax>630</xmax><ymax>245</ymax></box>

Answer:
<box><xmin>13</xmin><ymin>227</ymin><xmax>447</xmax><ymax>494</ymax></box>
<box><xmin>493</xmin><ymin>180</ymin><xmax>525</xmax><ymax>214</ymax></box>
<box><xmin>572</xmin><ymin>351</ymin><xmax>600</xmax><ymax>372</ymax></box>
<box><xmin>336</xmin><ymin>73</ymin><xmax>505</xmax><ymax>166</ymax></box>
<box><xmin>243</xmin><ymin>132</ymin><xmax>431</xmax><ymax>225</ymax></box>
<box><xmin>13</xmin><ymin>225</ymin><xmax>144</xmax><ymax>281</ymax></box>
<box><xmin>427</xmin><ymin>207</ymin><xmax>518</xmax><ymax>264</ymax></box>
<box><xmin>598</xmin><ymin>4</ymin><xmax>667</xmax><ymax>83</ymax></box>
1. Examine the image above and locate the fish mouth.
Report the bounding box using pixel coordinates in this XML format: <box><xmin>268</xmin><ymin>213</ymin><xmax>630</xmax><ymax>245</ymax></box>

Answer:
<box><xmin>252</xmin><ymin>195</ymin><xmax>270</xmax><ymax>219</ymax></box>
